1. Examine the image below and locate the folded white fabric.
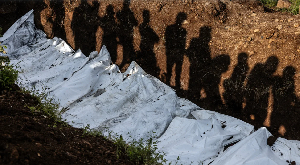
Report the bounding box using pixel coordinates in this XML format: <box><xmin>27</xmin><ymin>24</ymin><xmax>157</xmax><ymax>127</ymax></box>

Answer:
<box><xmin>210</xmin><ymin>128</ymin><xmax>288</xmax><ymax>165</ymax></box>
<box><xmin>0</xmin><ymin>9</ymin><xmax>47</xmax><ymax>59</ymax></box>
<box><xmin>156</xmin><ymin>112</ymin><xmax>254</xmax><ymax>165</ymax></box>
<box><xmin>272</xmin><ymin>137</ymin><xmax>300</xmax><ymax>164</ymax></box>
<box><xmin>192</xmin><ymin>110</ymin><xmax>254</xmax><ymax>146</ymax></box>
<box><xmin>48</xmin><ymin>46</ymin><xmax>120</xmax><ymax>109</ymax></box>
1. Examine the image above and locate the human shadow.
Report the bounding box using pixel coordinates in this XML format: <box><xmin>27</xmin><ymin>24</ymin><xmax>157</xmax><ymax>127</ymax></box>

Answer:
<box><xmin>244</xmin><ymin>56</ymin><xmax>279</xmax><ymax>125</ymax></box>
<box><xmin>201</xmin><ymin>54</ymin><xmax>230</xmax><ymax>111</ymax></box>
<box><xmin>72</xmin><ymin>1</ymin><xmax>100</xmax><ymax>55</ymax></box>
<box><xmin>223</xmin><ymin>52</ymin><xmax>249</xmax><ymax>116</ymax></box>
<box><xmin>272</xmin><ymin>66</ymin><xmax>299</xmax><ymax>137</ymax></box>
<box><xmin>137</xmin><ymin>10</ymin><xmax>160</xmax><ymax>77</ymax></box>
<box><xmin>186</xmin><ymin>26</ymin><xmax>212</xmax><ymax>103</ymax></box>
<box><xmin>49</xmin><ymin>0</ymin><xmax>66</xmax><ymax>40</ymax></box>
<box><xmin>99</xmin><ymin>5</ymin><xmax>119</xmax><ymax>64</ymax></box>
<box><xmin>165</xmin><ymin>12</ymin><xmax>187</xmax><ymax>90</ymax></box>
<box><xmin>116</xmin><ymin>0</ymin><xmax>138</xmax><ymax>69</ymax></box>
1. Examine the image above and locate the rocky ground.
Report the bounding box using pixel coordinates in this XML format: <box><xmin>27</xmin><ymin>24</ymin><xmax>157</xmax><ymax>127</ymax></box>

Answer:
<box><xmin>1</xmin><ymin>0</ymin><xmax>300</xmax><ymax>164</ymax></box>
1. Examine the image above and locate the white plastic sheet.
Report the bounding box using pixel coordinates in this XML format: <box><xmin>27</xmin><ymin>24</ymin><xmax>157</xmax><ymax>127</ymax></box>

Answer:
<box><xmin>272</xmin><ymin>137</ymin><xmax>300</xmax><ymax>164</ymax></box>
<box><xmin>156</xmin><ymin>110</ymin><xmax>254</xmax><ymax>165</ymax></box>
<box><xmin>48</xmin><ymin>46</ymin><xmax>120</xmax><ymax>109</ymax></box>
<box><xmin>2</xmin><ymin>10</ymin><xmax>300</xmax><ymax>165</ymax></box>
<box><xmin>0</xmin><ymin>10</ymin><xmax>47</xmax><ymax>59</ymax></box>
<box><xmin>210</xmin><ymin>128</ymin><xmax>289</xmax><ymax>165</ymax></box>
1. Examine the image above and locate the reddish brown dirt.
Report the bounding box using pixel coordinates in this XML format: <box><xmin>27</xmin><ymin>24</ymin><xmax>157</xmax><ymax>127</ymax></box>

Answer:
<box><xmin>0</xmin><ymin>0</ymin><xmax>300</xmax><ymax>145</ymax></box>
<box><xmin>0</xmin><ymin>84</ymin><xmax>138</xmax><ymax>165</ymax></box>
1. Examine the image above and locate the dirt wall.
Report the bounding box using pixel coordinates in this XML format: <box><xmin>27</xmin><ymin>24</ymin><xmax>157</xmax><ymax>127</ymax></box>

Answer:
<box><xmin>1</xmin><ymin>0</ymin><xmax>300</xmax><ymax>139</ymax></box>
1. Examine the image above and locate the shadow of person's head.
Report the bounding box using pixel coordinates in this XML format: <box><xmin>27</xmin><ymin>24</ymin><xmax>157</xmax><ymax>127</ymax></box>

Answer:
<box><xmin>106</xmin><ymin>4</ymin><xmax>115</xmax><ymax>16</ymax></box>
<box><xmin>142</xmin><ymin>10</ymin><xmax>150</xmax><ymax>24</ymax></box>
<box><xmin>92</xmin><ymin>0</ymin><xmax>100</xmax><ymax>8</ymax></box>
<box><xmin>199</xmin><ymin>26</ymin><xmax>211</xmax><ymax>43</ymax></box>
<box><xmin>265</xmin><ymin>56</ymin><xmax>279</xmax><ymax>74</ymax></box>
<box><xmin>175</xmin><ymin>12</ymin><xmax>187</xmax><ymax>25</ymax></box>
<box><xmin>123</xmin><ymin>0</ymin><xmax>130</xmax><ymax>8</ymax></box>
<box><xmin>283</xmin><ymin>65</ymin><xmax>296</xmax><ymax>80</ymax></box>
<box><xmin>238</xmin><ymin>52</ymin><xmax>248</xmax><ymax>64</ymax></box>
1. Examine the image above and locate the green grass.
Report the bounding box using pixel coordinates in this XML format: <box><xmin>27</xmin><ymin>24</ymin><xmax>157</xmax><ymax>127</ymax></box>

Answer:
<box><xmin>0</xmin><ymin>56</ymin><xmax>18</xmax><ymax>89</ymax></box>
<box><xmin>259</xmin><ymin>0</ymin><xmax>300</xmax><ymax>14</ymax></box>
<box><xmin>0</xmin><ymin>27</ymin><xmax>8</xmax><ymax>54</ymax></box>
<box><xmin>289</xmin><ymin>0</ymin><xmax>300</xmax><ymax>14</ymax></box>
<box><xmin>260</xmin><ymin>0</ymin><xmax>278</xmax><ymax>8</ymax></box>
<box><xmin>113</xmin><ymin>135</ymin><xmax>167</xmax><ymax>165</ymax></box>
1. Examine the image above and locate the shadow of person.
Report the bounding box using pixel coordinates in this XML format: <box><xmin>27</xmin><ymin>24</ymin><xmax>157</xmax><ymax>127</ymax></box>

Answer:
<box><xmin>201</xmin><ymin>54</ymin><xmax>230</xmax><ymax>111</ymax></box>
<box><xmin>186</xmin><ymin>26</ymin><xmax>212</xmax><ymax>103</ymax></box>
<box><xmin>49</xmin><ymin>0</ymin><xmax>66</xmax><ymax>40</ymax></box>
<box><xmin>244</xmin><ymin>56</ymin><xmax>279</xmax><ymax>125</ymax></box>
<box><xmin>72</xmin><ymin>0</ymin><xmax>100</xmax><ymax>55</ymax></box>
<box><xmin>165</xmin><ymin>12</ymin><xmax>187</xmax><ymax>90</ymax></box>
<box><xmin>116</xmin><ymin>0</ymin><xmax>138</xmax><ymax>69</ymax></box>
<box><xmin>223</xmin><ymin>52</ymin><xmax>249</xmax><ymax>116</ymax></box>
<box><xmin>137</xmin><ymin>10</ymin><xmax>160</xmax><ymax>77</ymax></box>
<box><xmin>33</xmin><ymin>1</ymin><xmax>48</xmax><ymax>33</ymax></box>
<box><xmin>99</xmin><ymin>5</ymin><xmax>119</xmax><ymax>64</ymax></box>
<box><xmin>272</xmin><ymin>66</ymin><xmax>298</xmax><ymax>137</ymax></box>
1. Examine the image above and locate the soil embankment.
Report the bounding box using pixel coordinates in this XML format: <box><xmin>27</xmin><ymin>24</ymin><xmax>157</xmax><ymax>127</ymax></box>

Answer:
<box><xmin>1</xmin><ymin>0</ymin><xmax>300</xmax><ymax>139</ymax></box>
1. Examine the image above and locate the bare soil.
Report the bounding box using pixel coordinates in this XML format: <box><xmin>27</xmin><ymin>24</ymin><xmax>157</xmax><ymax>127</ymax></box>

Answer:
<box><xmin>0</xmin><ymin>85</ymin><xmax>138</xmax><ymax>165</ymax></box>
<box><xmin>1</xmin><ymin>0</ymin><xmax>300</xmax><ymax>163</ymax></box>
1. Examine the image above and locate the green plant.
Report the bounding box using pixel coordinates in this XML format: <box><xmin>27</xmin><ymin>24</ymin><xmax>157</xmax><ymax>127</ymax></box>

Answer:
<box><xmin>260</xmin><ymin>0</ymin><xmax>300</xmax><ymax>14</ymax></box>
<box><xmin>259</xmin><ymin>0</ymin><xmax>278</xmax><ymax>8</ymax></box>
<box><xmin>0</xmin><ymin>57</ymin><xmax>18</xmax><ymax>89</ymax></box>
<box><xmin>22</xmin><ymin>87</ymin><xmax>63</xmax><ymax>126</ymax></box>
<box><xmin>0</xmin><ymin>44</ymin><xmax>7</xmax><ymax>54</ymax></box>
<box><xmin>289</xmin><ymin>0</ymin><xmax>300</xmax><ymax>14</ymax></box>
<box><xmin>0</xmin><ymin>27</ymin><xmax>7</xmax><ymax>54</ymax></box>
<box><xmin>114</xmin><ymin>135</ymin><xmax>167</xmax><ymax>165</ymax></box>
<box><xmin>82</xmin><ymin>124</ymin><xmax>92</xmax><ymax>136</ymax></box>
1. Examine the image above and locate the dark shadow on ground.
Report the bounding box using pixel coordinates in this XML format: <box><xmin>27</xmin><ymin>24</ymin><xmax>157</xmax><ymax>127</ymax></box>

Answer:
<box><xmin>201</xmin><ymin>54</ymin><xmax>230</xmax><ymax>111</ymax></box>
<box><xmin>137</xmin><ymin>10</ymin><xmax>160</xmax><ymax>78</ymax></box>
<box><xmin>49</xmin><ymin>1</ymin><xmax>66</xmax><ymax>40</ymax></box>
<box><xmin>116</xmin><ymin>0</ymin><xmax>138</xmax><ymax>69</ymax></box>
<box><xmin>165</xmin><ymin>12</ymin><xmax>187</xmax><ymax>91</ymax></box>
<box><xmin>272</xmin><ymin>65</ymin><xmax>300</xmax><ymax>137</ymax></box>
<box><xmin>223</xmin><ymin>52</ymin><xmax>249</xmax><ymax>117</ymax></box>
<box><xmin>244</xmin><ymin>56</ymin><xmax>279</xmax><ymax>125</ymax></box>
<box><xmin>186</xmin><ymin>26</ymin><xmax>212</xmax><ymax>103</ymax></box>
<box><xmin>72</xmin><ymin>1</ymin><xmax>100</xmax><ymax>55</ymax></box>
<box><xmin>184</xmin><ymin>25</ymin><xmax>230</xmax><ymax>112</ymax></box>
<box><xmin>99</xmin><ymin>5</ymin><xmax>119</xmax><ymax>64</ymax></box>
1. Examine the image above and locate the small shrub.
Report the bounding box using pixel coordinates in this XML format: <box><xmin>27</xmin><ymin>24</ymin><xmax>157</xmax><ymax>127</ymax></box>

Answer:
<box><xmin>22</xmin><ymin>87</ymin><xmax>62</xmax><ymax>123</ymax></box>
<box><xmin>289</xmin><ymin>0</ymin><xmax>300</xmax><ymax>14</ymax></box>
<box><xmin>0</xmin><ymin>27</ymin><xmax>7</xmax><ymax>54</ymax></box>
<box><xmin>114</xmin><ymin>135</ymin><xmax>167</xmax><ymax>165</ymax></box>
<box><xmin>260</xmin><ymin>0</ymin><xmax>300</xmax><ymax>14</ymax></box>
<box><xmin>260</xmin><ymin>0</ymin><xmax>278</xmax><ymax>8</ymax></box>
<box><xmin>0</xmin><ymin>57</ymin><xmax>18</xmax><ymax>89</ymax></box>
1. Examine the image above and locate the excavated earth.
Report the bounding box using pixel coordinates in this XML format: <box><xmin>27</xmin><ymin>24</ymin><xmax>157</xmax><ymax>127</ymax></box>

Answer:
<box><xmin>1</xmin><ymin>0</ymin><xmax>300</xmax><ymax>164</ymax></box>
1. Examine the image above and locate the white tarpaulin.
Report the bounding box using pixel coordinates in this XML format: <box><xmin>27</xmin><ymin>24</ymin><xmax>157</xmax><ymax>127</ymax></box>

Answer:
<box><xmin>1</xmin><ymin>10</ymin><xmax>300</xmax><ymax>165</ymax></box>
<box><xmin>210</xmin><ymin>128</ymin><xmax>289</xmax><ymax>165</ymax></box>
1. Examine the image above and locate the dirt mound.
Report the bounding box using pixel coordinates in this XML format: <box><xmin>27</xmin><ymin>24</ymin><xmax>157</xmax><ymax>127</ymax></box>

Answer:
<box><xmin>1</xmin><ymin>0</ymin><xmax>300</xmax><ymax>140</ymax></box>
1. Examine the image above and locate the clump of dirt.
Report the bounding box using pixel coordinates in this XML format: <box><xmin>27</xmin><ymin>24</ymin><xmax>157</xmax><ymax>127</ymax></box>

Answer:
<box><xmin>1</xmin><ymin>0</ymin><xmax>300</xmax><ymax>140</ymax></box>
